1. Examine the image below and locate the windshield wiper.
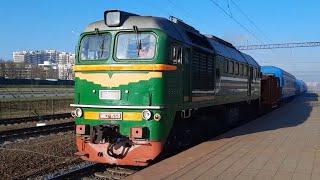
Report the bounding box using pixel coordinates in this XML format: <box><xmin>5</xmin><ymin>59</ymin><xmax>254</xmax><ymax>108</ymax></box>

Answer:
<box><xmin>99</xmin><ymin>38</ymin><xmax>105</xmax><ymax>58</ymax></box>
<box><xmin>133</xmin><ymin>26</ymin><xmax>142</xmax><ymax>56</ymax></box>
<box><xmin>137</xmin><ymin>38</ymin><xmax>142</xmax><ymax>56</ymax></box>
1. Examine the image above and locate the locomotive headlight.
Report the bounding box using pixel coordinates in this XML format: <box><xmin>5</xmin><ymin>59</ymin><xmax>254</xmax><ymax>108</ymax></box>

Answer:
<box><xmin>105</xmin><ymin>11</ymin><xmax>121</xmax><ymax>27</ymax></box>
<box><xmin>75</xmin><ymin>108</ymin><xmax>83</xmax><ymax>118</ymax></box>
<box><xmin>142</xmin><ymin>110</ymin><xmax>152</xmax><ymax>120</ymax></box>
<box><xmin>104</xmin><ymin>10</ymin><xmax>138</xmax><ymax>27</ymax></box>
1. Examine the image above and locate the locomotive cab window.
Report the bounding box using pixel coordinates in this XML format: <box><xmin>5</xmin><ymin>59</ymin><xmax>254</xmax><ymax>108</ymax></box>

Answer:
<box><xmin>80</xmin><ymin>34</ymin><xmax>111</xmax><ymax>60</ymax></box>
<box><xmin>116</xmin><ymin>33</ymin><xmax>156</xmax><ymax>60</ymax></box>
<box><xmin>172</xmin><ymin>45</ymin><xmax>183</xmax><ymax>64</ymax></box>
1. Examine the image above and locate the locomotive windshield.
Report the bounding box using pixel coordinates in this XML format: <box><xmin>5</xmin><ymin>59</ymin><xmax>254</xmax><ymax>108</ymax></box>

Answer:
<box><xmin>80</xmin><ymin>34</ymin><xmax>111</xmax><ymax>60</ymax></box>
<box><xmin>116</xmin><ymin>33</ymin><xmax>156</xmax><ymax>60</ymax></box>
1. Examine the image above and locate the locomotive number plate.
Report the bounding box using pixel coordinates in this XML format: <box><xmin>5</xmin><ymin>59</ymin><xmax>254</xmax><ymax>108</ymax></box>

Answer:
<box><xmin>99</xmin><ymin>90</ymin><xmax>121</xmax><ymax>100</ymax></box>
<box><xmin>99</xmin><ymin>112</ymin><xmax>122</xmax><ymax>120</ymax></box>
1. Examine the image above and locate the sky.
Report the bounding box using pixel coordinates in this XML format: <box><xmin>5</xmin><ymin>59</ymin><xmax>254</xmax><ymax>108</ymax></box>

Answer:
<box><xmin>0</xmin><ymin>0</ymin><xmax>319</xmax><ymax>82</ymax></box>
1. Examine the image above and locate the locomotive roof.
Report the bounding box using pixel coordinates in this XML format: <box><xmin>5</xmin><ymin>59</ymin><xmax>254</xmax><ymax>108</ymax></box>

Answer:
<box><xmin>241</xmin><ymin>53</ymin><xmax>260</xmax><ymax>67</ymax></box>
<box><xmin>84</xmin><ymin>11</ymin><xmax>259</xmax><ymax>68</ymax></box>
<box><xmin>84</xmin><ymin>16</ymin><xmax>188</xmax><ymax>43</ymax></box>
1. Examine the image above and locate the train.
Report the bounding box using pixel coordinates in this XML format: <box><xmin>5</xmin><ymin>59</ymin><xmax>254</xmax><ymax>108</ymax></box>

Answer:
<box><xmin>71</xmin><ymin>10</ymin><xmax>307</xmax><ymax>166</ymax></box>
<box><xmin>295</xmin><ymin>79</ymin><xmax>308</xmax><ymax>95</ymax></box>
<box><xmin>261</xmin><ymin>66</ymin><xmax>296</xmax><ymax>99</ymax></box>
<box><xmin>261</xmin><ymin>66</ymin><xmax>307</xmax><ymax>99</ymax></box>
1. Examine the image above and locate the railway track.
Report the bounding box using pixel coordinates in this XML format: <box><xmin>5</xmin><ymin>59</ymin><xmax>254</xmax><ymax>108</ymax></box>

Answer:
<box><xmin>0</xmin><ymin>121</ymin><xmax>74</xmax><ymax>142</ymax></box>
<box><xmin>93</xmin><ymin>166</ymin><xmax>140</xmax><ymax>180</ymax></box>
<box><xmin>44</xmin><ymin>162</ymin><xmax>139</xmax><ymax>180</ymax></box>
<box><xmin>0</xmin><ymin>113</ymin><xmax>71</xmax><ymax>125</ymax></box>
<box><xmin>45</xmin><ymin>163</ymin><xmax>99</xmax><ymax>180</ymax></box>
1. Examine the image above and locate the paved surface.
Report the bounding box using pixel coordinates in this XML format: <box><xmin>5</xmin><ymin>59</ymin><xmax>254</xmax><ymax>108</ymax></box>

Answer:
<box><xmin>127</xmin><ymin>93</ymin><xmax>320</xmax><ymax>180</ymax></box>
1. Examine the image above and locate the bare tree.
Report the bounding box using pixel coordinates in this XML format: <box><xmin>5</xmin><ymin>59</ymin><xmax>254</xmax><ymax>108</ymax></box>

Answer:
<box><xmin>0</xmin><ymin>62</ymin><xmax>5</xmax><ymax>77</ymax></box>
<box><xmin>6</xmin><ymin>62</ymin><xmax>16</xmax><ymax>78</ymax></box>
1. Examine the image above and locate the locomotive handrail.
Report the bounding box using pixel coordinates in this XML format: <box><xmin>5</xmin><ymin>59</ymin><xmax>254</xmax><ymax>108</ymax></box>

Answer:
<box><xmin>70</xmin><ymin>104</ymin><xmax>164</xmax><ymax>110</ymax></box>
<box><xmin>73</xmin><ymin>64</ymin><xmax>177</xmax><ymax>71</ymax></box>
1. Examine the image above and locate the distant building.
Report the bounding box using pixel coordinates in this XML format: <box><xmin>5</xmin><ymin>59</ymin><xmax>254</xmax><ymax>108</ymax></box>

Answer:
<box><xmin>58</xmin><ymin>52</ymin><xmax>75</xmax><ymax>64</ymax></box>
<box><xmin>45</xmin><ymin>50</ymin><xmax>59</xmax><ymax>64</ymax></box>
<box><xmin>38</xmin><ymin>61</ymin><xmax>58</xmax><ymax>70</ymax></box>
<box><xmin>13</xmin><ymin>50</ymin><xmax>60</xmax><ymax>64</ymax></box>
<box><xmin>13</xmin><ymin>51</ymin><xmax>27</xmax><ymax>63</ymax></box>
<box><xmin>11</xmin><ymin>50</ymin><xmax>75</xmax><ymax>80</ymax></box>
<box><xmin>58</xmin><ymin>64</ymin><xmax>74</xmax><ymax>80</ymax></box>
<box><xmin>58</xmin><ymin>52</ymin><xmax>75</xmax><ymax>80</ymax></box>
<box><xmin>38</xmin><ymin>61</ymin><xmax>59</xmax><ymax>79</ymax></box>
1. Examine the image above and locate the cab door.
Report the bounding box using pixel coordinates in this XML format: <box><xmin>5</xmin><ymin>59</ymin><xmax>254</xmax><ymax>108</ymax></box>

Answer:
<box><xmin>172</xmin><ymin>44</ymin><xmax>191</xmax><ymax>103</ymax></box>
<box><xmin>183</xmin><ymin>48</ymin><xmax>191</xmax><ymax>102</ymax></box>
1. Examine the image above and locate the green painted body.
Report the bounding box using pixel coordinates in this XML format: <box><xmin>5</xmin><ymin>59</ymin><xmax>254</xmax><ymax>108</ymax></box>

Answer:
<box><xmin>74</xmin><ymin>28</ymin><xmax>260</xmax><ymax>142</ymax></box>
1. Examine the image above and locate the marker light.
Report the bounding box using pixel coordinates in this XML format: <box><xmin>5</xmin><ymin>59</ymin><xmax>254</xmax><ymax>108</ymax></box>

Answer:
<box><xmin>142</xmin><ymin>110</ymin><xmax>152</xmax><ymax>120</ymax></box>
<box><xmin>154</xmin><ymin>113</ymin><xmax>161</xmax><ymax>121</ymax></box>
<box><xmin>75</xmin><ymin>108</ymin><xmax>83</xmax><ymax>118</ymax></box>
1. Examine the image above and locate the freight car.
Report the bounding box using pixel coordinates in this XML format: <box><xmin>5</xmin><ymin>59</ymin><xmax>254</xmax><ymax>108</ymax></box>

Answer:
<box><xmin>71</xmin><ymin>10</ymin><xmax>284</xmax><ymax>166</ymax></box>
<box><xmin>260</xmin><ymin>75</ymin><xmax>281</xmax><ymax>110</ymax></box>
<box><xmin>261</xmin><ymin>66</ymin><xmax>296</xmax><ymax>100</ymax></box>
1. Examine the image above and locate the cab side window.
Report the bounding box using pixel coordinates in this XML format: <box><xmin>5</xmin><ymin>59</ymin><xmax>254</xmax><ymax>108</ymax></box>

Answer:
<box><xmin>239</xmin><ymin>64</ymin><xmax>243</xmax><ymax>76</ymax></box>
<box><xmin>234</xmin><ymin>62</ymin><xmax>239</xmax><ymax>75</ymax></box>
<box><xmin>244</xmin><ymin>65</ymin><xmax>248</xmax><ymax>76</ymax></box>
<box><xmin>223</xmin><ymin>59</ymin><xmax>228</xmax><ymax>73</ymax></box>
<box><xmin>172</xmin><ymin>45</ymin><xmax>183</xmax><ymax>64</ymax></box>
<box><xmin>253</xmin><ymin>68</ymin><xmax>258</xmax><ymax>80</ymax></box>
<box><xmin>228</xmin><ymin>61</ymin><xmax>234</xmax><ymax>74</ymax></box>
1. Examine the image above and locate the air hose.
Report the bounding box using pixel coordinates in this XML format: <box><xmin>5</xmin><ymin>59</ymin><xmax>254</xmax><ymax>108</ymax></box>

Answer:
<box><xmin>107</xmin><ymin>138</ymin><xmax>133</xmax><ymax>159</ymax></box>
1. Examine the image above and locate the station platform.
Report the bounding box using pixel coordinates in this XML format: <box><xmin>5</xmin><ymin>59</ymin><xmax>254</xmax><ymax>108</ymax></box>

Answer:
<box><xmin>127</xmin><ymin>93</ymin><xmax>320</xmax><ymax>180</ymax></box>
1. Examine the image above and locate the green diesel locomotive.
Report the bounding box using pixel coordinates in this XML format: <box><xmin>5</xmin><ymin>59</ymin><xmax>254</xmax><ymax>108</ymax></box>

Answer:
<box><xmin>71</xmin><ymin>10</ymin><xmax>261</xmax><ymax>166</ymax></box>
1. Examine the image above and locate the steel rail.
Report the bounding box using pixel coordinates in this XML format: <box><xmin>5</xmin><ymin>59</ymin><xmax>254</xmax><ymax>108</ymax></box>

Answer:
<box><xmin>0</xmin><ymin>121</ymin><xmax>74</xmax><ymax>142</ymax></box>
<box><xmin>0</xmin><ymin>113</ymin><xmax>71</xmax><ymax>125</ymax></box>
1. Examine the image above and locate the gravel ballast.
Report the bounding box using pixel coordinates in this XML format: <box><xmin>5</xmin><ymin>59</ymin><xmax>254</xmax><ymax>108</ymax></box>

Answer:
<box><xmin>0</xmin><ymin>131</ymin><xmax>82</xmax><ymax>179</ymax></box>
